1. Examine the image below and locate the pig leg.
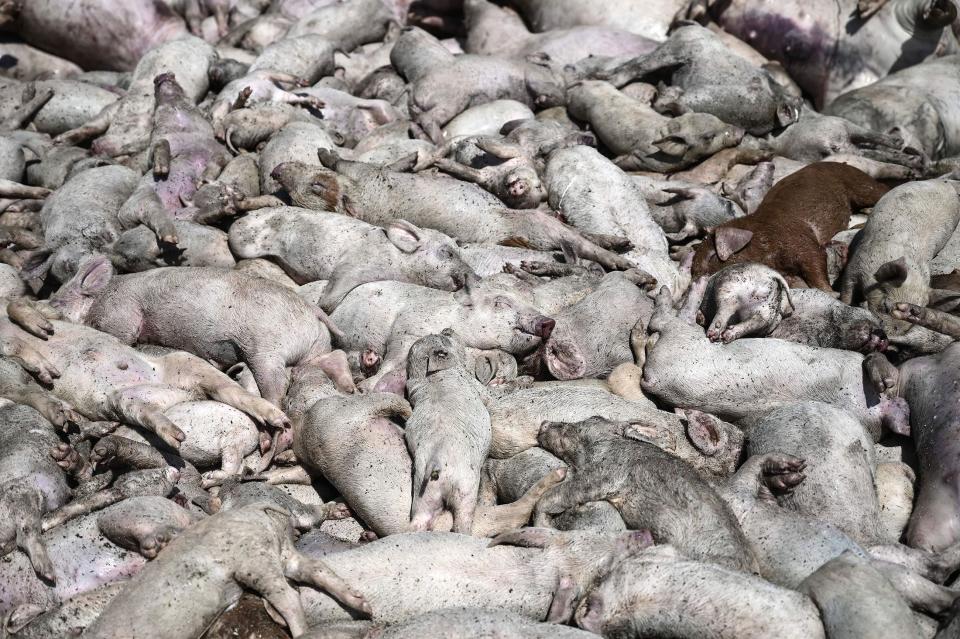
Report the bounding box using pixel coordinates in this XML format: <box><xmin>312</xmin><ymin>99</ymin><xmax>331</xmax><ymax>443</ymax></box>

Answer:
<box><xmin>42</xmin><ymin>468</ymin><xmax>176</xmax><ymax>531</ymax></box>
<box><xmin>234</xmin><ymin>558</ymin><xmax>310</xmax><ymax>636</ymax></box>
<box><xmin>200</xmin><ymin>445</ymin><xmax>244</xmax><ymax>488</ymax></box>
<box><xmin>158</xmin><ymin>351</ymin><xmax>290</xmax><ymax>429</ymax></box>
<box><xmin>150</xmin><ymin>138</ymin><xmax>171</xmax><ymax>179</ymax></box>
<box><xmin>796</xmin><ymin>252</ymin><xmax>835</xmax><ymax>293</ymax></box>
<box><xmin>533</xmin><ymin>476</ymin><xmax>613</xmax><ymax>527</ymax></box>
<box><xmin>0</xmin><ymin>333</ymin><xmax>60</xmax><ymax>385</ymax></box>
<box><xmin>250</xmin><ymin>465</ymin><xmax>313</xmax><ymax>485</ymax></box>
<box><xmin>869</xmin><ymin>542</ymin><xmax>960</xmax><ymax>583</ymax></box>
<box><xmin>246</xmin><ymin>355</ymin><xmax>289</xmax><ymax>406</ymax></box>
<box><xmin>546</xmin><ymin>575</ymin><xmax>579</xmax><ymax>624</ymax></box>
<box><xmin>719</xmin><ymin>312</ymin><xmax>776</xmax><ymax>343</ymax></box>
<box><xmin>2</xmin><ymin>86</ymin><xmax>54</xmax><ymax>130</ymax></box>
<box><xmin>90</xmin><ymin>434</ymin><xmax>170</xmax><ymax>470</ymax></box>
<box><xmin>5</xmin><ymin>487</ymin><xmax>55</xmax><ymax>582</ymax></box>
<box><xmin>311</xmin><ymin>350</ymin><xmax>356</xmax><ymax>394</ymax></box>
<box><xmin>7</xmin><ymin>297</ymin><xmax>60</xmax><ymax>340</ymax></box>
<box><xmin>870</xmin><ymin>560</ymin><xmax>959</xmax><ymax>616</ymax></box>
<box><xmin>0</xmin><ymin>180</ymin><xmax>50</xmax><ymax>200</ymax></box>
<box><xmin>864</xmin><ymin>352</ymin><xmax>899</xmax><ymax>395</ymax></box>
<box><xmin>0</xmin><ymin>383</ymin><xmax>80</xmax><ymax>431</ymax></box>
<box><xmin>891</xmin><ymin>303</ymin><xmax>960</xmax><ymax>340</ymax></box>
<box><xmin>106</xmin><ymin>386</ymin><xmax>187</xmax><ymax>450</ymax></box>
<box><xmin>726</xmin><ymin>453</ymin><xmax>807</xmax><ymax>501</ymax></box>
<box><xmin>52</xmin><ymin>103</ymin><xmax>115</xmax><ymax>147</ymax></box>
<box><xmin>705</xmin><ymin>301</ymin><xmax>737</xmax><ymax>342</ymax></box>
<box><xmin>472</xmin><ymin>467</ymin><xmax>567</xmax><ymax>537</ymax></box>
<box><xmin>450</xmin><ymin>484</ymin><xmax>479</xmax><ymax>535</ymax></box>
<box><xmin>283</xmin><ymin>548</ymin><xmax>371</xmax><ymax>615</ymax></box>
<box><xmin>117</xmin><ymin>187</ymin><xmax>179</xmax><ymax>245</ymax></box>
<box><xmin>601</xmin><ymin>43</ymin><xmax>686</xmax><ymax>88</ymax></box>
<box><xmin>50</xmin><ymin>443</ymin><xmax>93</xmax><ymax>481</ymax></box>
<box><xmin>433</xmin><ymin>159</ymin><xmax>487</xmax><ymax>187</ymax></box>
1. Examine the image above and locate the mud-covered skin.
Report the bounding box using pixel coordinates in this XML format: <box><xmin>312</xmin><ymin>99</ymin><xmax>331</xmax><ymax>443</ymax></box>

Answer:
<box><xmin>30</xmin><ymin>80</ymin><xmax>119</xmax><ymax>136</ymax></box>
<box><xmin>699</xmin><ymin>262</ymin><xmax>794</xmax><ymax>343</ymax></box>
<box><xmin>598</xmin><ymin>25</ymin><xmax>802</xmax><ymax>135</ymax></box>
<box><xmin>566</xmin><ymin>80</ymin><xmax>744</xmax><ymax>173</ymax></box>
<box><xmin>799</xmin><ymin>551</ymin><xmax>924</xmax><ymax>639</ymax></box>
<box><xmin>708</xmin><ymin>0</ymin><xmax>960</xmax><ymax>108</ymax></box>
<box><xmin>508</xmin><ymin>0</ymin><xmax>689</xmax><ymax>41</ymax></box>
<box><xmin>691</xmin><ymin>162</ymin><xmax>889</xmax><ymax>291</ymax></box>
<box><xmin>81</xmin><ymin>503</ymin><xmax>369</xmax><ymax>639</ymax></box>
<box><xmin>228</xmin><ymin>206</ymin><xmax>474</xmax><ymax>310</ymax></box>
<box><xmin>575</xmin><ymin>545</ymin><xmax>826</xmax><ymax>639</ymax></box>
<box><xmin>0</xmin><ymin>404</ymin><xmax>71</xmax><ymax>583</ymax></box>
<box><xmin>534</xmin><ymin>417</ymin><xmax>755</xmax><ymax>572</ymax></box>
<box><xmin>298</xmin><ymin>529</ymin><xmax>653</xmax><ymax>625</ymax></box>
<box><xmin>13</xmin><ymin>0</ymin><xmax>188</xmax><ymax>72</ymax></box>
<box><xmin>642</xmin><ymin>286</ymin><xmax>907</xmax><ymax>440</ymax></box>
<box><xmin>770</xmin><ymin>288</ymin><xmax>888</xmax><ymax>352</ymax></box>
<box><xmin>405</xmin><ymin>331</ymin><xmax>491</xmax><ymax>533</ymax></box>
<box><xmin>840</xmin><ymin>180</ymin><xmax>960</xmax><ymax>332</ymax></box>
<box><xmin>50</xmin><ymin>261</ymin><xmax>344</xmax><ymax>405</ymax></box>
<box><xmin>898</xmin><ymin>343</ymin><xmax>960</xmax><ymax>551</ymax></box>
<box><xmin>361</xmin><ymin>607</ymin><xmax>597</xmax><ymax>638</ymax></box>
<box><xmin>826</xmin><ymin>54</ymin><xmax>960</xmax><ymax>159</ymax></box>
<box><xmin>330</xmin><ymin>279</ymin><xmax>554</xmax><ymax>391</ymax></box>
<box><xmin>274</xmin><ymin>153</ymin><xmax>632</xmax><ymax>273</ymax></box>
<box><xmin>1</xmin><ymin>581</ymin><xmax>125</xmax><ymax>639</ymax></box>
<box><xmin>96</xmin><ymin>496</ymin><xmax>197</xmax><ymax>559</ymax></box>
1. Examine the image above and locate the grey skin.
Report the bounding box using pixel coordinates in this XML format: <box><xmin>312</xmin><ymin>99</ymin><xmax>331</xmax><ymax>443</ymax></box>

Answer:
<box><xmin>159</xmin><ymin>401</ymin><xmax>260</xmax><ymax>482</ymax></box>
<box><xmin>405</xmin><ymin>331</ymin><xmax>491</xmax><ymax>533</ymax></box>
<box><xmin>298</xmin><ymin>529</ymin><xmax>653</xmax><ymax>625</ymax></box>
<box><xmin>599</xmin><ymin>25</ymin><xmax>802</xmax><ymax>135</ymax></box>
<box><xmin>47</xmin><ymin>258</ymin><xmax>350</xmax><ymax>405</ymax></box>
<box><xmin>259</xmin><ymin>122</ymin><xmax>336</xmax><ymax>194</ymax></box>
<box><xmin>110</xmin><ymin>220</ymin><xmax>235</xmax><ymax>272</ymax></box>
<box><xmin>575</xmin><ymin>545</ymin><xmax>825</xmax><ymax>639</ymax></box>
<box><xmin>1</xmin><ymin>581</ymin><xmax>125</xmax><ymax>639</ymax></box>
<box><xmin>0</xmin><ymin>313</ymin><xmax>286</xmax><ymax>452</ymax></box>
<box><xmin>704</xmin><ymin>0</ymin><xmax>960</xmax><ymax>108</ymax></box>
<box><xmin>542</xmin><ymin>271</ymin><xmax>654</xmax><ymax>380</ymax></box>
<box><xmin>286</xmin><ymin>364</ymin><xmax>563</xmax><ymax>537</ymax></box>
<box><xmin>228</xmin><ymin>207</ymin><xmax>474</xmax><ymax>311</ymax></box>
<box><xmin>286</xmin><ymin>0</ymin><xmax>398</xmax><ymax>51</ymax></box>
<box><xmin>53</xmin><ymin>37</ymin><xmax>216</xmax><ymax>158</ymax></box>
<box><xmin>544</xmin><ymin>146</ymin><xmax>681</xmax><ymax>292</ymax></box>
<box><xmin>30</xmin><ymin>165</ymin><xmax>141</xmax><ymax>283</ymax></box>
<box><xmin>275</xmin><ymin>152</ymin><xmax>634</xmax><ymax>271</ymax></box>
<box><xmin>535</xmin><ymin>417</ymin><xmax>755</xmax><ymax>572</ymax></box>
<box><xmin>566</xmin><ymin>80</ymin><xmax>744</xmax><ymax>172</ymax></box>
<box><xmin>771</xmin><ymin>288</ymin><xmax>888</xmax><ymax>353</ymax></box>
<box><xmin>748</xmin><ymin>402</ymin><xmax>889</xmax><ymax>544</ymax></box>
<box><xmin>96</xmin><ymin>496</ymin><xmax>198</xmax><ymax>559</ymax></box>
<box><xmin>799</xmin><ymin>551</ymin><xmax>924</xmax><ymax>639</ymax></box>
<box><xmin>826</xmin><ymin>55</ymin><xmax>960</xmax><ymax>159</ymax></box>
<box><xmin>293</xmin><ymin>86</ymin><xmax>401</xmax><ymax>148</ymax></box>
<box><xmin>216</xmin><ymin>480</ymin><xmax>347</xmax><ymax>532</ymax></box>
<box><xmin>0</xmin><ymin>41</ymin><xmax>82</xmax><ymax>80</ymax></box>
<box><xmin>81</xmin><ymin>503</ymin><xmax>369</xmax><ymax>639</ymax></box>
<box><xmin>765</xmin><ymin>109</ymin><xmax>915</xmax><ymax>165</ymax></box>
<box><xmin>391</xmin><ymin>28</ymin><xmax>566</xmax><ymax>143</ymax></box>
<box><xmin>508</xmin><ymin>0</ymin><xmax>688</xmax><ymax>41</ymax></box>
<box><xmin>441</xmin><ymin>100</ymin><xmax>534</xmax><ymax>139</ymax></box>
<box><xmin>216</xmin><ymin>103</ymin><xmax>320</xmax><ymax>153</ymax></box>
<box><xmin>841</xmin><ymin>181</ymin><xmax>960</xmax><ymax>332</ymax></box>
<box><xmin>361</xmin><ymin>607</ymin><xmax>597</xmax><ymax>639</ymax></box>
<box><xmin>631</xmin><ymin>176</ymin><xmax>743</xmax><ymax>240</ymax></box>
<box><xmin>0</xmin><ymin>404</ymin><xmax>71</xmax><ymax>583</ymax></box>
<box><xmin>699</xmin><ymin>262</ymin><xmax>794</xmax><ymax>344</ymax></box>
<box><xmin>329</xmin><ymin>280</ymin><xmax>554</xmax><ymax>393</ymax></box>
<box><xmin>29</xmin><ymin>80</ymin><xmax>118</xmax><ymax>136</ymax></box>
<box><xmin>642</xmin><ymin>285</ymin><xmax>909</xmax><ymax>440</ymax></box>
<box><xmin>463</xmin><ymin>0</ymin><xmax>656</xmax><ymax>66</ymax></box>
<box><xmin>0</xmin><ymin>513</ymin><xmax>146</xmax><ymax>618</ymax></box>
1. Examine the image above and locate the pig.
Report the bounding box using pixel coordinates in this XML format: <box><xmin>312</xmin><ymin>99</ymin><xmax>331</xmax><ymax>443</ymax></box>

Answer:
<box><xmin>96</xmin><ymin>496</ymin><xmax>198</xmax><ymax>558</ymax></box>
<box><xmin>598</xmin><ymin>25</ymin><xmax>802</xmax><ymax>135</ymax></box>
<box><xmin>641</xmin><ymin>284</ymin><xmax>909</xmax><ymax>440</ymax></box>
<box><xmin>53</xmin><ymin>37</ymin><xmax>216</xmax><ymax>158</ymax></box>
<box><xmin>840</xmin><ymin>180</ymin><xmax>960</xmax><ymax>332</ymax></box>
<box><xmin>298</xmin><ymin>529</ymin><xmax>653</xmax><ymax>624</ymax></box>
<box><xmin>404</xmin><ymin>330</ymin><xmax>491</xmax><ymax>533</ymax></box>
<box><xmin>45</xmin><ymin>258</ymin><xmax>350</xmax><ymax>405</ymax></box>
<box><xmin>441</xmin><ymin>100</ymin><xmax>534</xmax><ymax>139</ymax></box>
<box><xmin>747</xmin><ymin>402</ymin><xmax>889</xmax><ymax>544</ymax></box>
<box><xmin>632</xmin><ymin>176</ymin><xmax>743</xmax><ymax>240</ymax></box>
<box><xmin>0</xmin><ymin>42</ymin><xmax>83</xmax><ymax>80</ymax></box>
<box><xmin>507</xmin><ymin>0</ymin><xmax>689</xmax><ymax>41</ymax></box>
<box><xmin>391</xmin><ymin>28</ymin><xmax>566</xmax><ymax>142</ymax></box>
<box><xmin>286</xmin><ymin>0</ymin><xmax>398</xmax><ymax>51</ymax></box>
<box><xmin>771</xmin><ymin>288</ymin><xmax>888</xmax><ymax>352</ymax></box>
<box><xmin>329</xmin><ymin>279</ymin><xmax>555</xmax><ymax>392</ymax></box>
<box><xmin>699</xmin><ymin>262</ymin><xmax>794</xmax><ymax>343</ymax></box>
<box><xmin>0</xmin><ymin>404</ymin><xmax>71</xmax><ymax>582</ymax></box>
<box><xmin>799</xmin><ymin>551</ymin><xmax>925</xmax><ymax>639</ymax></box>
<box><xmin>704</xmin><ymin>0</ymin><xmax>960</xmax><ymax>108</ymax></box>
<box><xmin>542</xmin><ymin>270</ymin><xmax>654</xmax><ymax>379</ymax></box>
<box><xmin>826</xmin><ymin>54</ymin><xmax>960</xmax><ymax>159</ymax></box>
<box><xmin>227</xmin><ymin>207</ymin><xmax>474</xmax><ymax>310</ymax></box>
<box><xmin>258</xmin><ymin>123</ymin><xmax>336</xmax><ymax>193</ymax></box>
<box><xmin>10</xmin><ymin>0</ymin><xmax>188</xmax><ymax>71</ymax></box>
<box><xmin>575</xmin><ymin>545</ymin><xmax>826</xmax><ymax>639</ymax></box>
<box><xmin>29</xmin><ymin>80</ymin><xmax>119</xmax><ymax>136</ymax></box>
<box><xmin>109</xmin><ymin>220</ymin><xmax>236</xmax><ymax>272</ymax></box>
<box><xmin>291</xmin><ymin>86</ymin><xmax>401</xmax><ymax>148</ymax></box>
<box><xmin>691</xmin><ymin>162</ymin><xmax>889</xmax><ymax>291</ymax></box>
<box><xmin>1</xmin><ymin>582</ymin><xmax>125</xmax><ymax>639</ymax></box>
<box><xmin>535</xmin><ymin>416</ymin><xmax>755</xmax><ymax>571</ymax></box>
<box><xmin>544</xmin><ymin>145</ymin><xmax>681</xmax><ymax>291</ymax></box>
<box><xmin>357</xmin><ymin>607</ymin><xmax>597</xmax><ymax>639</ymax></box>
<box><xmin>81</xmin><ymin>503</ymin><xmax>368</xmax><ymax>639</ymax></box>
<box><xmin>565</xmin><ymin>80</ymin><xmax>744</xmax><ymax>172</ymax></box>
<box><xmin>274</xmin><ymin>154</ymin><xmax>633</xmax><ymax>272</ymax></box>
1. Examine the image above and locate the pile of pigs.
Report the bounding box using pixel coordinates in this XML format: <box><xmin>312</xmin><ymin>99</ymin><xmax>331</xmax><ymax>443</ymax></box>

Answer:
<box><xmin>5</xmin><ymin>0</ymin><xmax>960</xmax><ymax>636</ymax></box>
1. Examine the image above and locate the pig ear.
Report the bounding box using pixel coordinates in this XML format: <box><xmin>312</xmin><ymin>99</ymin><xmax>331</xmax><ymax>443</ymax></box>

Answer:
<box><xmin>713</xmin><ymin>227</ymin><xmax>753</xmax><ymax>261</ymax></box>
<box><xmin>386</xmin><ymin>221</ymin><xmax>423</xmax><ymax>253</ymax></box>
<box><xmin>488</xmin><ymin>527</ymin><xmax>557</xmax><ymax>549</ymax></box>
<box><xmin>5</xmin><ymin>603</ymin><xmax>45</xmax><ymax>633</ymax></box>
<box><xmin>682</xmin><ymin>409</ymin><xmax>723</xmax><ymax>457</ymax></box>
<box><xmin>874</xmin><ymin>257</ymin><xmax>909</xmax><ymax>287</ymax></box>
<box><xmin>652</xmin><ymin>135</ymin><xmax>689</xmax><ymax>157</ymax></box>
<box><xmin>776</xmin><ymin>101</ymin><xmax>800</xmax><ymax>127</ymax></box>
<box><xmin>455</xmin><ymin>273</ymin><xmax>480</xmax><ymax>304</ymax></box>
<box><xmin>75</xmin><ymin>255</ymin><xmax>114</xmax><ymax>296</ymax></box>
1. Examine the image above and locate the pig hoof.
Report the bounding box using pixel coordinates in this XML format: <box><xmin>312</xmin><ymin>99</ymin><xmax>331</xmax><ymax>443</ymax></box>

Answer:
<box><xmin>325</xmin><ymin>502</ymin><xmax>352</xmax><ymax>521</ymax></box>
<box><xmin>50</xmin><ymin>443</ymin><xmax>90</xmax><ymax>477</ymax></box>
<box><xmin>139</xmin><ymin>527</ymin><xmax>175</xmax><ymax>559</ymax></box>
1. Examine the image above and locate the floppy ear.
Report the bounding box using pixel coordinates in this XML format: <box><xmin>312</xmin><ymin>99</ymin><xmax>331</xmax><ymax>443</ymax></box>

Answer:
<box><xmin>874</xmin><ymin>257</ymin><xmax>908</xmax><ymax>287</ymax></box>
<box><xmin>652</xmin><ymin>135</ymin><xmax>689</xmax><ymax>157</ymax></box>
<box><xmin>385</xmin><ymin>220</ymin><xmax>422</xmax><ymax>253</ymax></box>
<box><xmin>75</xmin><ymin>255</ymin><xmax>114</xmax><ymax>296</ymax></box>
<box><xmin>488</xmin><ymin>527</ymin><xmax>557</xmax><ymax>549</ymax></box>
<box><xmin>682</xmin><ymin>409</ymin><xmax>722</xmax><ymax>456</ymax></box>
<box><xmin>713</xmin><ymin>227</ymin><xmax>753</xmax><ymax>261</ymax></box>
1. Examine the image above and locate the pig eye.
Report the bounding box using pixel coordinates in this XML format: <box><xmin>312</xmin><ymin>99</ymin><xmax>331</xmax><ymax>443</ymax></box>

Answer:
<box><xmin>494</xmin><ymin>297</ymin><xmax>512</xmax><ymax>309</ymax></box>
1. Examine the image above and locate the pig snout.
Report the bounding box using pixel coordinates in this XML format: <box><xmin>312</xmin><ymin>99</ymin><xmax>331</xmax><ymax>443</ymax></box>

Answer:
<box><xmin>520</xmin><ymin>315</ymin><xmax>555</xmax><ymax>339</ymax></box>
<box><xmin>861</xmin><ymin>327</ymin><xmax>889</xmax><ymax>353</ymax></box>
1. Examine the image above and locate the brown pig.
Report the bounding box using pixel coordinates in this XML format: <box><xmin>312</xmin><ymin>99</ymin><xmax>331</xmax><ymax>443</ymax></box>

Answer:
<box><xmin>691</xmin><ymin>162</ymin><xmax>888</xmax><ymax>291</ymax></box>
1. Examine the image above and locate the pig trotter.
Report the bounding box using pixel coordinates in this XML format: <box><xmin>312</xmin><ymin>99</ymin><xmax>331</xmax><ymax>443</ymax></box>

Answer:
<box><xmin>50</xmin><ymin>443</ymin><xmax>93</xmax><ymax>480</ymax></box>
<box><xmin>891</xmin><ymin>302</ymin><xmax>960</xmax><ymax>340</ymax></box>
<box><xmin>7</xmin><ymin>298</ymin><xmax>58</xmax><ymax>340</ymax></box>
<box><xmin>864</xmin><ymin>352</ymin><xmax>899</xmax><ymax>394</ymax></box>
<box><xmin>546</xmin><ymin>575</ymin><xmax>579</xmax><ymax>623</ymax></box>
<box><xmin>283</xmin><ymin>551</ymin><xmax>372</xmax><ymax>616</ymax></box>
<box><xmin>151</xmin><ymin>139</ymin><xmax>171</xmax><ymax>179</ymax></box>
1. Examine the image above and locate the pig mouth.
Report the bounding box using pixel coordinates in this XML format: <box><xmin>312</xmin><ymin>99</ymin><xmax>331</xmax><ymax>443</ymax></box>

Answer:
<box><xmin>544</xmin><ymin>337</ymin><xmax>587</xmax><ymax>381</ymax></box>
<box><xmin>861</xmin><ymin>328</ymin><xmax>889</xmax><ymax>353</ymax></box>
